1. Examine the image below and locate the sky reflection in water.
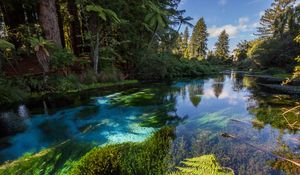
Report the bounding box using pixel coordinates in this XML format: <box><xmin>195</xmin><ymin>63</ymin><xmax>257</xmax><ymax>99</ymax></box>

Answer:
<box><xmin>0</xmin><ymin>73</ymin><xmax>300</xmax><ymax>174</ymax></box>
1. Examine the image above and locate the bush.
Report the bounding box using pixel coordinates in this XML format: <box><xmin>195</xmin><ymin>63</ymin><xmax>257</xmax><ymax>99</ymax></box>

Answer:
<box><xmin>136</xmin><ymin>52</ymin><xmax>217</xmax><ymax>80</ymax></box>
<box><xmin>50</xmin><ymin>47</ymin><xmax>75</xmax><ymax>70</ymax></box>
<box><xmin>98</xmin><ymin>66</ymin><xmax>124</xmax><ymax>82</ymax></box>
<box><xmin>0</xmin><ymin>77</ymin><xmax>28</xmax><ymax>105</ymax></box>
<box><xmin>247</xmin><ymin>36</ymin><xmax>299</xmax><ymax>70</ymax></box>
<box><xmin>48</xmin><ymin>74</ymin><xmax>83</xmax><ymax>92</ymax></box>
<box><xmin>80</xmin><ymin>69</ymin><xmax>98</xmax><ymax>84</ymax></box>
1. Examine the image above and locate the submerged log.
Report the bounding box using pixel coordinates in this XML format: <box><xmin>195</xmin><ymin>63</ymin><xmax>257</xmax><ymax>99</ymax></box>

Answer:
<box><xmin>258</xmin><ymin>83</ymin><xmax>300</xmax><ymax>95</ymax></box>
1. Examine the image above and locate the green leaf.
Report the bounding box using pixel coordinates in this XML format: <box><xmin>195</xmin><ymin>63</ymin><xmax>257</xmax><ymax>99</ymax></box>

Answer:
<box><xmin>170</xmin><ymin>155</ymin><xmax>234</xmax><ymax>175</ymax></box>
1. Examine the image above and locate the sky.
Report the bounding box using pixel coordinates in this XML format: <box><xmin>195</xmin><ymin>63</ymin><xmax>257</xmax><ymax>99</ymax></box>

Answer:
<box><xmin>178</xmin><ymin>0</ymin><xmax>300</xmax><ymax>51</ymax></box>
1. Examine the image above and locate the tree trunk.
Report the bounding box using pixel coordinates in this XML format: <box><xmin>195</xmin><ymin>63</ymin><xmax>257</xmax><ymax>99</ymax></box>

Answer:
<box><xmin>93</xmin><ymin>33</ymin><xmax>100</xmax><ymax>74</ymax></box>
<box><xmin>38</xmin><ymin>0</ymin><xmax>62</xmax><ymax>46</ymax></box>
<box><xmin>55</xmin><ymin>1</ymin><xmax>66</xmax><ymax>48</ymax></box>
<box><xmin>67</xmin><ymin>0</ymin><xmax>82</xmax><ymax>56</ymax></box>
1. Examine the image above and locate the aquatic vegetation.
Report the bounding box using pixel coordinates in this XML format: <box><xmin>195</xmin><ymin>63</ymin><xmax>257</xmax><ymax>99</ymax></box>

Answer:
<box><xmin>169</xmin><ymin>154</ymin><xmax>234</xmax><ymax>175</ymax></box>
<box><xmin>250</xmin><ymin>106</ymin><xmax>300</xmax><ymax>131</ymax></box>
<box><xmin>195</xmin><ymin>109</ymin><xmax>233</xmax><ymax>129</ymax></box>
<box><xmin>110</xmin><ymin>88</ymin><xmax>160</xmax><ymax>106</ymax></box>
<box><xmin>0</xmin><ymin>141</ymin><xmax>94</xmax><ymax>175</ymax></box>
<box><xmin>248</xmin><ymin>93</ymin><xmax>300</xmax><ymax>131</ymax></box>
<box><xmin>70</xmin><ymin>126</ymin><xmax>175</xmax><ymax>175</ymax></box>
<box><xmin>1</xmin><ymin>74</ymin><xmax>300</xmax><ymax>175</ymax></box>
<box><xmin>139</xmin><ymin>103</ymin><xmax>183</xmax><ymax>128</ymax></box>
<box><xmin>75</xmin><ymin>106</ymin><xmax>100</xmax><ymax>120</ymax></box>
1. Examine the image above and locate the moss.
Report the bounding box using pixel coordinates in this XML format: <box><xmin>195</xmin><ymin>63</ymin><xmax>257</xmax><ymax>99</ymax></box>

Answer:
<box><xmin>70</xmin><ymin>145</ymin><xmax>122</xmax><ymax>175</ymax></box>
<box><xmin>69</xmin><ymin>126</ymin><xmax>175</xmax><ymax>175</ymax></box>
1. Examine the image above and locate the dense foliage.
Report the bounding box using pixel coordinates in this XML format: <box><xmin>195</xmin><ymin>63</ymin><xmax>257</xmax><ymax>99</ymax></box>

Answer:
<box><xmin>232</xmin><ymin>0</ymin><xmax>300</xmax><ymax>71</ymax></box>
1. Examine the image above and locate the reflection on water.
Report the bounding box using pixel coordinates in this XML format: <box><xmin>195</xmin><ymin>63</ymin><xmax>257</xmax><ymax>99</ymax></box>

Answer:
<box><xmin>1</xmin><ymin>73</ymin><xmax>300</xmax><ymax>174</ymax></box>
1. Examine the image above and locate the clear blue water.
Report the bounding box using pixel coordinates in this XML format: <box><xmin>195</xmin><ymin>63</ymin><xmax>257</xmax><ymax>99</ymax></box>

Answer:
<box><xmin>1</xmin><ymin>73</ymin><xmax>300</xmax><ymax>174</ymax></box>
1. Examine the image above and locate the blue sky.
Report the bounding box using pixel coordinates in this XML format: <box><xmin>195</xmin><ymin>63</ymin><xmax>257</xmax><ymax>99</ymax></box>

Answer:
<box><xmin>178</xmin><ymin>0</ymin><xmax>298</xmax><ymax>51</ymax></box>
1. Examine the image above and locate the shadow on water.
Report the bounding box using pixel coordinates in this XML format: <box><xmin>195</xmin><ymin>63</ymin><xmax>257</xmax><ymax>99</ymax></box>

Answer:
<box><xmin>1</xmin><ymin>72</ymin><xmax>300</xmax><ymax>174</ymax></box>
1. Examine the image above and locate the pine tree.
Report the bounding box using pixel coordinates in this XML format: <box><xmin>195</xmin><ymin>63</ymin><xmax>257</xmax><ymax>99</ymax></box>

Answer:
<box><xmin>215</xmin><ymin>30</ymin><xmax>229</xmax><ymax>61</ymax></box>
<box><xmin>189</xmin><ymin>17</ymin><xmax>208</xmax><ymax>59</ymax></box>
<box><xmin>182</xmin><ymin>27</ymin><xmax>189</xmax><ymax>58</ymax></box>
<box><xmin>257</xmin><ymin>0</ymin><xmax>296</xmax><ymax>38</ymax></box>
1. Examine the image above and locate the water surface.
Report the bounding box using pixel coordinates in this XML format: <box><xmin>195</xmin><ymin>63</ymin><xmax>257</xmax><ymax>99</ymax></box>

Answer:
<box><xmin>1</xmin><ymin>73</ymin><xmax>300</xmax><ymax>174</ymax></box>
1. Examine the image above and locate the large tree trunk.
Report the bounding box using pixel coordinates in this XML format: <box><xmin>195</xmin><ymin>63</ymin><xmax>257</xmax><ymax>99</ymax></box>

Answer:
<box><xmin>67</xmin><ymin>0</ymin><xmax>82</xmax><ymax>56</ymax></box>
<box><xmin>93</xmin><ymin>33</ymin><xmax>100</xmax><ymax>74</ymax></box>
<box><xmin>38</xmin><ymin>0</ymin><xmax>62</xmax><ymax>46</ymax></box>
<box><xmin>55</xmin><ymin>1</ymin><xmax>66</xmax><ymax>48</ymax></box>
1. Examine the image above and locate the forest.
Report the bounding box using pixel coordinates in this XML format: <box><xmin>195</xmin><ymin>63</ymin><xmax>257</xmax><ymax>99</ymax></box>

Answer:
<box><xmin>0</xmin><ymin>0</ymin><xmax>300</xmax><ymax>175</ymax></box>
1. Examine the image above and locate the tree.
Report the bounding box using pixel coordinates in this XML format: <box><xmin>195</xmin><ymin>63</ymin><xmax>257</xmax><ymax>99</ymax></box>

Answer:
<box><xmin>67</xmin><ymin>0</ymin><xmax>83</xmax><ymax>56</ymax></box>
<box><xmin>175</xmin><ymin>10</ymin><xmax>193</xmax><ymax>32</ymax></box>
<box><xmin>38</xmin><ymin>0</ymin><xmax>62</xmax><ymax>46</ymax></box>
<box><xmin>257</xmin><ymin>0</ymin><xmax>296</xmax><ymax>38</ymax></box>
<box><xmin>83</xmin><ymin>3</ymin><xmax>120</xmax><ymax>74</ymax></box>
<box><xmin>287</xmin><ymin>33</ymin><xmax>300</xmax><ymax>82</ymax></box>
<box><xmin>182</xmin><ymin>27</ymin><xmax>190</xmax><ymax>58</ymax></box>
<box><xmin>215</xmin><ymin>30</ymin><xmax>230</xmax><ymax>61</ymax></box>
<box><xmin>144</xmin><ymin>1</ymin><xmax>169</xmax><ymax>47</ymax></box>
<box><xmin>189</xmin><ymin>17</ymin><xmax>208</xmax><ymax>59</ymax></box>
<box><xmin>30</xmin><ymin>37</ymin><xmax>53</xmax><ymax>81</ymax></box>
<box><xmin>233</xmin><ymin>40</ymin><xmax>250</xmax><ymax>62</ymax></box>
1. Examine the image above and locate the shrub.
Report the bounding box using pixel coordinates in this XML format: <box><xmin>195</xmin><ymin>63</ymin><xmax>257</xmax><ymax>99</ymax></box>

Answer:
<box><xmin>0</xmin><ymin>77</ymin><xmax>28</xmax><ymax>105</ymax></box>
<box><xmin>50</xmin><ymin>47</ymin><xmax>75</xmax><ymax>71</ymax></box>
<box><xmin>98</xmin><ymin>66</ymin><xmax>124</xmax><ymax>82</ymax></box>
<box><xmin>247</xmin><ymin>36</ymin><xmax>299</xmax><ymax>69</ymax></box>
<box><xmin>80</xmin><ymin>69</ymin><xmax>98</xmax><ymax>84</ymax></box>
<box><xmin>136</xmin><ymin>52</ymin><xmax>216</xmax><ymax>80</ymax></box>
<box><xmin>0</xmin><ymin>39</ymin><xmax>15</xmax><ymax>70</ymax></box>
<box><xmin>48</xmin><ymin>74</ymin><xmax>82</xmax><ymax>92</ymax></box>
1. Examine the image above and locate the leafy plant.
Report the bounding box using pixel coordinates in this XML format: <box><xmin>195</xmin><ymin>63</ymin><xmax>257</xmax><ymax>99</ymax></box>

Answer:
<box><xmin>50</xmin><ymin>46</ymin><xmax>75</xmax><ymax>74</ymax></box>
<box><xmin>169</xmin><ymin>155</ymin><xmax>234</xmax><ymax>175</ymax></box>
<box><xmin>29</xmin><ymin>37</ymin><xmax>54</xmax><ymax>74</ymax></box>
<box><xmin>0</xmin><ymin>77</ymin><xmax>28</xmax><ymax>105</ymax></box>
<box><xmin>0</xmin><ymin>39</ymin><xmax>15</xmax><ymax>70</ymax></box>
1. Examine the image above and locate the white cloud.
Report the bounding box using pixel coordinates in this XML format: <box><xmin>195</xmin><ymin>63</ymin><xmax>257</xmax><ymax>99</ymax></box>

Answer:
<box><xmin>208</xmin><ymin>16</ymin><xmax>255</xmax><ymax>38</ymax></box>
<box><xmin>208</xmin><ymin>16</ymin><xmax>259</xmax><ymax>38</ymax></box>
<box><xmin>208</xmin><ymin>25</ymin><xmax>239</xmax><ymax>38</ymax></box>
<box><xmin>218</xmin><ymin>0</ymin><xmax>228</xmax><ymax>6</ymax></box>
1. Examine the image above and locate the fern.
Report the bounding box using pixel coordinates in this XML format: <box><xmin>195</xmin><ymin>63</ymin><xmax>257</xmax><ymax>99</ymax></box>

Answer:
<box><xmin>170</xmin><ymin>155</ymin><xmax>234</xmax><ymax>175</ymax></box>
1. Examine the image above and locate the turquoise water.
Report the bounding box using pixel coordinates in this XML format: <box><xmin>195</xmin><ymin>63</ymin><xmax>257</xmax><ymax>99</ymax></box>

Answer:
<box><xmin>1</xmin><ymin>73</ymin><xmax>300</xmax><ymax>174</ymax></box>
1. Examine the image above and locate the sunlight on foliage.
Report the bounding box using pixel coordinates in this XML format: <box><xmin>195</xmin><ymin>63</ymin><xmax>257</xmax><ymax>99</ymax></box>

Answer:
<box><xmin>169</xmin><ymin>154</ymin><xmax>234</xmax><ymax>175</ymax></box>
